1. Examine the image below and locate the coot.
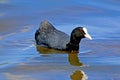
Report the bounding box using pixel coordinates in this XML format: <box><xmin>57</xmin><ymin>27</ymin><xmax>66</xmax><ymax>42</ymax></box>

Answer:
<box><xmin>35</xmin><ymin>20</ymin><xmax>92</xmax><ymax>51</ymax></box>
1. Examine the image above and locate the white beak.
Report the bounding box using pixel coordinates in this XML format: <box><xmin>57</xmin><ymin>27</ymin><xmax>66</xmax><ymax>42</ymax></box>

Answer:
<box><xmin>83</xmin><ymin>27</ymin><xmax>92</xmax><ymax>40</ymax></box>
<box><xmin>84</xmin><ymin>33</ymin><xmax>92</xmax><ymax>40</ymax></box>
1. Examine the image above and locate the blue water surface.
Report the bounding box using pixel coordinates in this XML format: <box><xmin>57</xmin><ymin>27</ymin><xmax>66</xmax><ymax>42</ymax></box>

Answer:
<box><xmin>0</xmin><ymin>0</ymin><xmax>120</xmax><ymax>80</ymax></box>
<box><xmin>0</xmin><ymin>0</ymin><xmax>120</xmax><ymax>39</ymax></box>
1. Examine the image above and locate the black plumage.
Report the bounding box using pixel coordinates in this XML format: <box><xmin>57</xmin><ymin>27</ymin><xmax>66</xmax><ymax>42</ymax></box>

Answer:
<box><xmin>35</xmin><ymin>20</ymin><xmax>92</xmax><ymax>51</ymax></box>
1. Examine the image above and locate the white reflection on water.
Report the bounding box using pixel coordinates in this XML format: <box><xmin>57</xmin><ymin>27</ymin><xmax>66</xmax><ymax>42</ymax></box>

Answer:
<box><xmin>4</xmin><ymin>73</ymin><xmax>35</xmax><ymax>80</ymax></box>
<box><xmin>0</xmin><ymin>32</ymin><xmax>16</xmax><ymax>40</ymax></box>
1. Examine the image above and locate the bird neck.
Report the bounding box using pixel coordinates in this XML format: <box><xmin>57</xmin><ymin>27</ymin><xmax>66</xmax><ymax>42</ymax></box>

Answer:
<box><xmin>66</xmin><ymin>37</ymin><xmax>82</xmax><ymax>51</ymax></box>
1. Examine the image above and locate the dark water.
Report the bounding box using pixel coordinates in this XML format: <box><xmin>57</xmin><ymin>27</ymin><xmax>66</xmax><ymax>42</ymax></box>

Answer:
<box><xmin>0</xmin><ymin>0</ymin><xmax>120</xmax><ymax>80</ymax></box>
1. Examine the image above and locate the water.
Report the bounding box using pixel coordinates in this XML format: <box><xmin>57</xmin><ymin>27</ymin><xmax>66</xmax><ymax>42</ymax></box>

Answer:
<box><xmin>0</xmin><ymin>0</ymin><xmax>120</xmax><ymax>80</ymax></box>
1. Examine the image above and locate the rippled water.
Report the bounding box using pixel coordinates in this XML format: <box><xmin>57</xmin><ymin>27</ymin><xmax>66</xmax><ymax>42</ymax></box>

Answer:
<box><xmin>0</xmin><ymin>0</ymin><xmax>120</xmax><ymax>80</ymax></box>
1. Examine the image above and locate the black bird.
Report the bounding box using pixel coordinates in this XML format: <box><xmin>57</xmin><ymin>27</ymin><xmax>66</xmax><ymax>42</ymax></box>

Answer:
<box><xmin>35</xmin><ymin>20</ymin><xmax>92</xmax><ymax>51</ymax></box>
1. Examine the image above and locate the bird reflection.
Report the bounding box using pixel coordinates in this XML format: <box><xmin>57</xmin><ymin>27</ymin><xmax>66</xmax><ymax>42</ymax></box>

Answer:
<box><xmin>36</xmin><ymin>45</ymin><xmax>82</xmax><ymax>66</ymax></box>
<box><xmin>36</xmin><ymin>45</ymin><xmax>88</xmax><ymax>80</ymax></box>
<box><xmin>68</xmin><ymin>52</ymin><xmax>83</xmax><ymax>66</ymax></box>
<box><xmin>70</xmin><ymin>70</ymin><xmax>88</xmax><ymax>80</ymax></box>
<box><xmin>36</xmin><ymin>45</ymin><xmax>67</xmax><ymax>54</ymax></box>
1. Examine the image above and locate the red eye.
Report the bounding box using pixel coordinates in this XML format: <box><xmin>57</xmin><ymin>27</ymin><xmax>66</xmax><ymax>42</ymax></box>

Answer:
<box><xmin>80</xmin><ymin>30</ymin><xmax>85</xmax><ymax>33</ymax></box>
